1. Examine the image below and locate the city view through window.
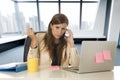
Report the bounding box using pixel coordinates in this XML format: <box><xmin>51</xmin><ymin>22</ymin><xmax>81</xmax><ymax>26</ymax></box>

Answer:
<box><xmin>0</xmin><ymin>0</ymin><xmax>99</xmax><ymax>38</ymax></box>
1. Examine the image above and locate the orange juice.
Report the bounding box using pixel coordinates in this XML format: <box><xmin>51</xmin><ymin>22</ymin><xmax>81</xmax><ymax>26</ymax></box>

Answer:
<box><xmin>27</xmin><ymin>58</ymin><xmax>39</xmax><ymax>72</ymax></box>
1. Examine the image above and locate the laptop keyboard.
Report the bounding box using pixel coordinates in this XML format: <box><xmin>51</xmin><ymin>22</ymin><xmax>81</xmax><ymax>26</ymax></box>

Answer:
<box><xmin>62</xmin><ymin>67</ymin><xmax>79</xmax><ymax>70</ymax></box>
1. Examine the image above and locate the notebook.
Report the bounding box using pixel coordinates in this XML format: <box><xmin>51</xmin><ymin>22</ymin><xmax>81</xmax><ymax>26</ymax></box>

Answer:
<box><xmin>63</xmin><ymin>41</ymin><xmax>117</xmax><ymax>73</ymax></box>
<box><xmin>0</xmin><ymin>62</ymin><xmax>27</xmax><ymax>72</ymax></box>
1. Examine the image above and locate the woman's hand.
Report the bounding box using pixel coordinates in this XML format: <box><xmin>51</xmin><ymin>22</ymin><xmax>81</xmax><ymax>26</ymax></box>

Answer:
<box><xmin>27</xmin><ymin>28</ymin><xmax>37</xmax><ymax>48</ymax></box>
<box><xmin>66</xmin><ymin>29</ymin><xmax>73</xmax><ymax>39</ymax></box>
<box><xmin>66</xmin><ymin>29</ymin><xmax>75</xmax><ymax>48</ymax></box>
<box><xmin>27</xmin><ymin>28</ymin><xmax>36</xmax><ymax>40</ymax></box>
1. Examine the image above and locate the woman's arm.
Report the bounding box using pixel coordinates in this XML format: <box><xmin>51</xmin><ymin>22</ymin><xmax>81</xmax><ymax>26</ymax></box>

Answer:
<box><xmin>65</xmin><ymin>29</ymin><xmax>75</xmax><ymax>48</ymax></box>
<box><xmin>65</xmin><ymin>29</ymin><xmax>79</xmax><ymax>67</ymax></box>
<box><xmin>27</xmin><ymin>28</ymin><xmax>38</xmax><ymax>48</ymax></box>
<box><xmin>27</xmin><ymin>28</ymin><xmax>39</xmax><ymax>59</ymax></box>
<box><xmin>69</xmin><ymin>47</ymin><xmax>80</xmax><ymax>67</ymax></box>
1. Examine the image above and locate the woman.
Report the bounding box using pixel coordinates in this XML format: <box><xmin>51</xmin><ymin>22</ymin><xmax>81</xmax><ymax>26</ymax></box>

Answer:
<box><xmin>27</xmin><ymin>13</ymin><xmax>79</xmax><ymax>67</ymax></box>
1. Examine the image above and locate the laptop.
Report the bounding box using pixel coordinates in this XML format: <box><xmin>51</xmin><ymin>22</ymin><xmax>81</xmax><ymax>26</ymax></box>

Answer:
<box><xmin>63</xmin><ymin>41</ymin><xmax>117</xmax><ymax>73</ymax></box>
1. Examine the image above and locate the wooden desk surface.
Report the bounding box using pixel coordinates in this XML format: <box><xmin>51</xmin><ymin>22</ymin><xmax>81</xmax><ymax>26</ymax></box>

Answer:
<box><xmin>0</xmin><ymin>66</ymin><xmax>120</xmax><ymax>80</ymax></box>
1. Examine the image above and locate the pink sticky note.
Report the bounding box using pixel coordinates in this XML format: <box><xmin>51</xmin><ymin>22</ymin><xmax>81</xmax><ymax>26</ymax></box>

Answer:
<box><xmin>103</xmin><ymin>50</ymin><xmax>112</xmax><ymax>60</ymax></box>
<box><xmin>49</xmin><ymin>66</ymin><xmax>60</xmax><ymax>70</ymax></box>
<box><xmin>95</xmin><ymin>52</ymin><xmax>104</xmax><ymax>63</ymax></box>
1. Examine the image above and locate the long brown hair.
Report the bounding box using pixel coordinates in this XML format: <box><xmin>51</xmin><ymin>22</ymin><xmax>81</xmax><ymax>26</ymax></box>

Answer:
<box><xmin>43</xmin><ymin>13</ymin><xmax>69</xmax><ymax>65</ymax></box>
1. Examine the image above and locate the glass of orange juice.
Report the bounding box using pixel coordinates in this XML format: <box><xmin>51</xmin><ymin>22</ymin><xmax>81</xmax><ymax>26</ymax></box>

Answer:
<box><xmin>27</xmin><ymin>58</ymin><xmax>39</xmax><ymax>72</ymax></box>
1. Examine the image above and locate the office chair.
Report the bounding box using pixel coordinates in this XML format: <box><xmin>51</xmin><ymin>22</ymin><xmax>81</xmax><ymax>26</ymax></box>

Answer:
<box><xmin>23</xmin><ymin>32</ymin><xmax>46</xmax><ymax>62</ymax></box>
<box><xmin>118</xmin><ymin>34</ymin><xmax>120</xmax><ymax>48</ymax></box>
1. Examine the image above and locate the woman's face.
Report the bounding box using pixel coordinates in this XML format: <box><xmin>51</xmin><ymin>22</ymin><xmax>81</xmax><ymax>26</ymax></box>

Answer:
<box><xmin>50</xmin><ymin>23</ymin><xmax>67</xmax><ymax>40</ymax></box>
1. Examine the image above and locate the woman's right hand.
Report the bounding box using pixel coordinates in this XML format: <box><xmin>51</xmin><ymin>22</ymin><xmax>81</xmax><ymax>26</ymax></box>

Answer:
<box><xmin>27</xmin><ymin>28</ymin><xmax>37</xmax><ymax>48</ymax></box>
<box><xmin>27</xmin><ymin>28</ymin><xmax>36</xmax><ymax>40</ymax></box>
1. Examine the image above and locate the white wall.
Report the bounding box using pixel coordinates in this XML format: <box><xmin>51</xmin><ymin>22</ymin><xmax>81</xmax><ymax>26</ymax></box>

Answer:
<box><xmin>107</xmin><ymin>0</ymin><xmax>120</xmax><ymax>42</ymax></box>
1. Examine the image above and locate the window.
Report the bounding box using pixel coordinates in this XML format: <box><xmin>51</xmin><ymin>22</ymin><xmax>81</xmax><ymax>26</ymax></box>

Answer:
<box><xmin>39</xmin><ymin>3</ymin><xmax>58</xmax><ymax>31</ymax></box>
<box><xmin>0</xmin><ymin>0</ymin><xmax>17</xmax><ymax>37</ymax></box>
<box><xmin>61</xmin><ymin>3</ymin><xmax>80</xmax><ymax>33</ymax></box>
<box><xmin>18</xmin><ymin>3</ymin><xmax>38</xmax><ymax>33</ymax></box>
<box><xmin>82</xmin><ymin>3</ymin><xmax>99</xmax><ymax>30</ymax></box>
<box><xmin>0</xmin><ymin>0</ymin><xmax>100</xmax><ymax>38</ymax></box>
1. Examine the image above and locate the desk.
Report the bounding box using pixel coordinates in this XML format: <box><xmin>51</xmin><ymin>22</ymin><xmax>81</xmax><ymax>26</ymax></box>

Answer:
<box><xmin>0</xmin><ymin>66</ymin><xmax>120</xmax><ymax>80</ymax></box>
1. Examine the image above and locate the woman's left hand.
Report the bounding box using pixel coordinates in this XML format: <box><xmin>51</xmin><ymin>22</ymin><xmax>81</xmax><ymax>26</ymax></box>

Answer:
<box><xmin>66</xmin><ymin>29</ymin><xmax>75</xmax><ymax>47</ymax></box>
<box><xmin>66</xmin><ymin>29</ymin><xmax>73</xmax><ymax>39</ymax></box>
